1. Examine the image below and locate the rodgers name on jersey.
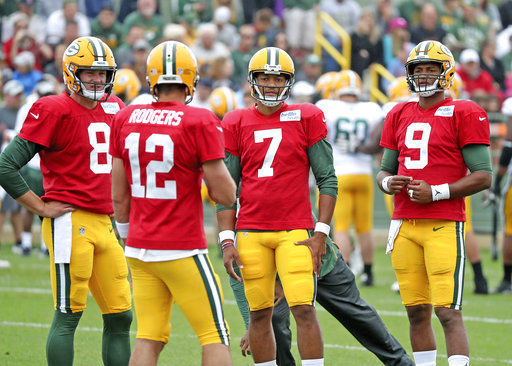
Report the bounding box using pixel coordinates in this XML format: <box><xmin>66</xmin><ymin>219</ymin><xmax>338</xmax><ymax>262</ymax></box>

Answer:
<box><xmin>127</xmin><ymin>108</ymin><xmax>184</xmax><ymax>126</ymax></box>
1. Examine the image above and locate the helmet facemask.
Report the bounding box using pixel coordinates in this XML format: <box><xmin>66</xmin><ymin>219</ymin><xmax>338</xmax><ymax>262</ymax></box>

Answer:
<box><xmin>67</xmin><ymin>63</ymin><xmax>116</xmax><ymax>101</ymax></box>
<box><xmin>249</xmin><ymin>71</ymin><xmax>294</xmax><ymax>107</ymax></box>
<box><xmin>406</xmin><ymin>60</ymin><xmax>451</xmax><ymax>97</ymax></box>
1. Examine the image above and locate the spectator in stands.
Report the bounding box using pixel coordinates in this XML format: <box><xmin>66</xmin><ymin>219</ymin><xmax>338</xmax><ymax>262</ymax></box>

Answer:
<box><xmin>115</xmin><ymin>24</ymin><xmax>145</xmax><ymax>68</ymax></box>
<box><xmin>213</xmin><ymin>0</ymin><xmax>244</xmax><ymax>26</ymax></box>
<box><xmin>63</xmin><ymin>19</ymin><xmax>80</xmax><ymax>46</ymax></box>
<box><xmin>499</xmin><ymin>0</ymin><xmax>512</xmax><ymax>29</ymax></box>
<box><xmin>296</xmin><ymin>53</ymin><xmax>323</xmax><ymax>85</ymax></box>
<box><xmin>209</xmin><ymin>56</ymin><xmax>235</xmax><ymax>89</ymax></box>
<box><xmin>11</xmin><ymin>51</ymin><xmax>42</xmax><ymax>96</ymax></box>
<box><xmin>479</xmin><ymin>0</ymin><xmax>502</xmax><ymax>33</ymax></box>
<box><xmin>397</xmin><ymin>0</ymin><xmax>423</xmax><ymax>26</ymax></box>
<box><xmin>376</xmin><ymin>0</ymin><xmax>398</xmax><ymax>36</ymax></box>
<box><xmin>131</xmin><ymin>39</ymin><xmax>151</xmax><ymax>94</ymax></box>
<box><xmin>320</xmin><ymin>0</ymin><xmax>361</xmax><ymax>39</ymax></box>
<box><xmin>444</xmin><ymin>0</ymin><xmax>489</xmax><ymax>56</ymax></box>
<box><xmin>90</xmin><ymin>3</ymin><xmax>123</xmax><ymax>51</ymax></box>
<box><xmin>160</xmin><ymin>23</ymin><xmax>188</xmax><ymax>44</ymax></box>
<box><xmin>2</xmin><ymin>13</ymin><xmax>52</xmax><ymax>72</ymax></box>
<box><xmin>457</xmin><ymin>48</ymin><xmax>496</xmax><ymax>95</ymax></box>
<box><xmin>43</xmin><ymin>43</ymin><xmax>66</xmax><ymax>83</ymax></box>
<box><xmin>3</xmin><ymin>0</ymin><xmax>46</xmax><ymax>44</ymax></box>
<box><xmin>181</xmin><ymin>0</ymin><xmax>213</xmax><ymax>24</ymax></box>
<box><xmin>213</xmin><ymin>6</ymin><xmax>239</xmax><ymax>50</ymax></box>
<box><xmin>231</xmin><ymin>24</ymin><xmax>257</xmax><ymax>89</ymax></box>
<box><xmin>439</xmin><ymin>0</ymin><xmax>463</xmax><ymax>29</ymax></box>
<box><xmin>410</xmin><ymin>3</ymin><xmax>447</xmax><ymax>44</ymax></box>
<box><xmin>122</xmin><ymin>0</ymin><xmax>163</xmax><ymax>46</ymax></box>
<box><xmin>241</xmin><ymin>0</ymin><xmax>275</xmax><ymax>24</ymax></box>
<box><xmin>351</xmin><ymin>7</ymin><xmax>383</xmax><ymax>77</ymax></box>
<box><xmin>480</xmin><ymin>38</ymin><xmax>506</xmax><ymax>91</ymax></box>
<box><xmin>46</xmin><ymin>0</ymin><xmax>90</xmax><ymax>46</ymax></box>
<box><xmin>189</xmin><ymin>77</ymin><xmax>213</xmax><ymax>109</ymax></box>
<box><xmin>252</xmin><ymin>8</ymin><xmax>279</xmax><ymax>48</ymax></box>
<box><xmin>501</xmin><ymin>34</ymin><xmax>512</xmax><ymax>80</ymax></box>
<box><xmin>191</xmin><ymin>22</ymin><xmax>230</xmax><ymax>76</ymax></box>
<box><xmin>382</xmin><ymin>17</ymin><xmax>412</xmax><ymax>72</ymax></box>
<box><xmin>282</xmin><ymin>0</ymin><xmax>318</xmax><ymax>57</ymax></box>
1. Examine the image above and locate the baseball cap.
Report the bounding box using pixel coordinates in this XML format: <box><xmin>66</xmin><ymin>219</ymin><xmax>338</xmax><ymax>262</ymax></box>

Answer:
<box><xmin>305</xmin><ymin>54</ymin><xmax>321</xmax><ymax>66</ymax></box>
<box><xmin>292</xmin><ymin>81</ymin><xmax>315</xmax><ymax>97</ymax></box>
<box><xmin>213</xmin><ymin>6</ymin><xmax>231</xmax><ymax>24</ymax></box>
<box><xmin>133</xmin><ymin>39</ymin><xmax>150</xmax><ymax>51</ymax></box>
<box><xmin>3</xmin><ymin>80</ymin><xmax>24</xmax><ymax>96</ymax></box>
<box><xmin>460</xmin><ymin>49</ymin><xmax>479</xmax><ymax>64</ymax></box>
<box><xmin>388</xmin><ymin>17</ymin><xmax>408</xmax><ymax>31</ymax></box>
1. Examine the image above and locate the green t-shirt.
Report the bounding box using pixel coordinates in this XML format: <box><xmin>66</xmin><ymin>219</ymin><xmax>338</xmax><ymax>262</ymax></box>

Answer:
<box><xmin>122</xmin><ymin>12</ymin><xmax>164</xmax><ymax>46</ymax></box>
<box><xmin>90</xmin><ymin>19</ymin><xmax>124</xmax><ymax>51</ymax></box>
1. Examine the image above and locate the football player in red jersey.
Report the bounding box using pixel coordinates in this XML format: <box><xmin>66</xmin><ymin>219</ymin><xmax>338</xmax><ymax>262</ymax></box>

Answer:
<box><xmin>110</xmin><ymin>41</ymin><xmax>236</xmax><ymax>366</ymax></box>
<box><xmin>377</xmin><ymin>40</ymin><xmax>492</xmax><ymax>366</ymax></box>
<box><xmin>0</xmin><ymin>37</ymin><xmax>132</xmax><ymax>365</ymax></box>
<box><xmin>217</xmin><ymin>47</ymin><xmax>338</xmax><ymax>366</ymax></box>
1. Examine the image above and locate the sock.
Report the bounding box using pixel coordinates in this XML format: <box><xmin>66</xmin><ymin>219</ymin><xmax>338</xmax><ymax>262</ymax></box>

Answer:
<box><xmin>471</xmin><ymin>261</ymin><xmax>484</xmax><ymax>280</ymax></box>
<box><xmin>504</xmin><ymin>264</ymin><xmax>512</xmax><ymax>282</ymax></box>
<box><xmin>448</xmin><ymin>355</ymin><xmax>469</xmax><ymax>365</ymax></box>
<box><xmin>21</xmin><ymin>231</ymin><xmax>32</xmax><ymax>250</ymax></box>
<box><xmin>255</xmin><ymin>361</ymin><xmax>277</xmax><ymax>366</ymax></box>
<box><xmin>46</xmin><ymin>310</ymin><xmax>83</xmax><ymax>366</ymax></box>
<box><xmin>302</xmin><ymin>358</ymin><xmax>324</xmax><ymax>365</ymax></box>
<box><xmin>15</xmin><ymin>239</ymin><xmax>21</xmax><ymax>246</ymax></box>
<box><xmin>413</xmin><ymin>350</ymin><xmax>437</xmax><ymax>366</ymax></box>
<box><xmin>102</xmin><ymin>310</ymin><xmax>133</xmax><ymax>366</ymax></box>
<box><xmin>364</xmin><ymin>264</ymin><xmax>373</xmax><ymax>276</ymax></box>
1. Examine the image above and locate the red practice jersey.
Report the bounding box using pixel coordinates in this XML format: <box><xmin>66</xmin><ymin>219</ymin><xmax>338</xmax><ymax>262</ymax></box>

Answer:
<box><xmin>222</xmin><ymin>103</ymin><xmax>327</xmax><ymax>230</ymax></box>
<box><xmin>19</xmin><ymin>92</ymin><xmax>124</xmax><ymax>214</ymax></box>
<box><xmin>380</xmin><ymin>98</ymin><xmax>490</xmax><ymax>221</ymax></box>
<box><xmin>110</xmin><ymin>101</ymin><xmax>225</xmax><ymax>250</ymax></box>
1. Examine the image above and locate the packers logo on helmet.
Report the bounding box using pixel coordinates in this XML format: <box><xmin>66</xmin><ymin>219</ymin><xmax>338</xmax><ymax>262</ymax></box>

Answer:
<box><xmin>209</xmin><ymin>87</ymin><xmax>237</xmax><ymax>118</ymax></box>
<box><xmin>146</xmin><ymin>41</ymin><xmax>199</xmax><ymax>104</ymax></box>
<box><xmin>113</xmin><ymin>68</ymin><xmax>141</xmax><ymax>104</ymax></box>
<box><xmin>62</xmin><ymin>37</ymin><xmax>117</xmax><ymax>101</ymax></box>
<box><xmin>387</xmin><ymin>76</ymin><xmax>413</xmax><ymax>102</ymax></box>
<box><xmin>248</xmin><ymin>47</ymin><xmax>295</xmax><ymax>107</ymax></box>
<box><xmin>405</xmin><ymin>40</ymin><xmax>455</xmax><ymax>97</ymax></box>
<box><xmin>334</xmin><ymin>70</ymin><xmax>362</xmax><ymax>98</ymax></box>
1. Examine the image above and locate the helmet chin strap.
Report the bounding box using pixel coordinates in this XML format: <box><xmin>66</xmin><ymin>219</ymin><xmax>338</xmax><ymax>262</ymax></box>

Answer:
<box><xmin>254</xmin><ymin>84</ymin><xmax>289</xmax><ymax>107</ymax></box>
<box><xmin>80</xmin><ymin>81</ymin><xmax>106</xmax><ymax>101</ymax></box>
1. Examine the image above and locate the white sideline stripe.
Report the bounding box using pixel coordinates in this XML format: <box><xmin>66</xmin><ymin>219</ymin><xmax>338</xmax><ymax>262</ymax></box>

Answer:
<box><xmin>1</xmin><ymin>288</ymin><xmax>511</xmax><ymax>325</ymax></box>
<box><xmin>1</xmin><ymin>320</ymin><xmax>512</xmax><ymax>364</ymax></box>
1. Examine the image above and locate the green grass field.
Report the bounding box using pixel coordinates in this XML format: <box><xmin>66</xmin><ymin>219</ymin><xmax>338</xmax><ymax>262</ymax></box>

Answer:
<box><xmin>0</xmin><ymin>234</ymin><xmax>511</xmax><ymax>365</ymax></box>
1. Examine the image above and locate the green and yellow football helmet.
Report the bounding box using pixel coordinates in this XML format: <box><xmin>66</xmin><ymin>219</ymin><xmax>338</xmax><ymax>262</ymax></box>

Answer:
<box><xmin>62</xmin><ymin>36</ymin><xmax>117</xmax><ymax>101</ymax></box>
<box><xmin>146</xmin><ymin>41</ymin><xmax>199</xmax><ymax>104</ymax></box>
<box><xmin>209</xmin><ymin>87</ymin><xmax>237</xmax><ymax>118</ymax></box>
<box><xmin>405</xmin><ymin>40</ymin><xmax>455</xmax><ymax>97</ymax></box>
<box><xmin>113</xmin><ymin>68</ymin><xmax>141</xmax><ymax>104</ymax></box>
<box><xmin>247</xmin><ymin>47</ymin><xmax>295</xmax><ymax>107</ymax></box>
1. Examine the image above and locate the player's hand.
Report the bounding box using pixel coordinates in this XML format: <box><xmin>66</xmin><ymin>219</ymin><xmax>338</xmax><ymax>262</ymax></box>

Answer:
<box><xmin>240</xmin><ymin>330</ymin><xmax>251</xmax><ymax>357</ymax></box>
<box><xmin>295</xmin><ymin>233</ymin><xmax>326</xmax><ymax>277</ymax></box>
<box><xmin>387</xmin><ymin>175</ymin><xmax>412</xmax><ymax>194</ymax></box>
<box><xmin>222</xmin><ymin>245</ymin><xmax>243</xmax><ymax>282</ymax></box>
<box><xmin>274</xmin><ymin>279</ymin><xmax>285</xmax><ymax>306</ymax></box>
<box><xmin>406</xmin><ymin>180</ymin><xmax>432</xmax><ymax>203</ymax></box>
<box><xmin>41</xmin><ymin>201</ymin><xmax>75</xmax><ymax>218</ymax></box>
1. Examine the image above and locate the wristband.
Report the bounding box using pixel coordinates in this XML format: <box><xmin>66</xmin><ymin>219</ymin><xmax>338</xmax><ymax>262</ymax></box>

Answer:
<box><xmin>219</xmin><ymin>230</ymin><xmax>235</xmax><ymax>243</ymax></box>
<box><xmin>116</xmin><ymin>222</ymin><xmax>129</xmax><ymax>239</ymax></box>
<box><xmin>314</xmin><ymin>222</ymin><xmax>331</xmax><ymax>235</ymax></box>
<box><xmin>381</xmin><ymin>176</ymin><xmax>392</xmax><ymax>193</ymax></box>
<box><xmin>221</xmin><ymin>240</ymin><xmax>235</xmax><ymax>250</ymax></box>
<box><xmin>431</xmin><ymin>183</ymin><xmax>450</xmax><ymax>201</ymax></box>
